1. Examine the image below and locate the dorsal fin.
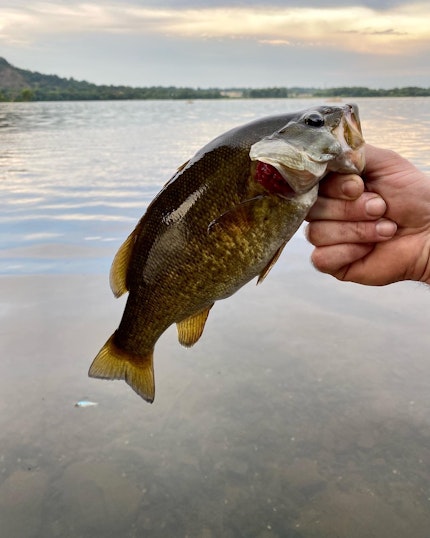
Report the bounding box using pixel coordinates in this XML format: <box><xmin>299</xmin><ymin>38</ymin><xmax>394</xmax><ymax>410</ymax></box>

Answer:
<box><xmin>257</xmin><ymin>242</ymin><xmax>287</xmax><ymax>284</ymax></box>
<box><xmin>176</xmin><ymin>159</ymin><xmax>190</xmax><ymax>173</ymax></box>
<box><xmin>109</xmin><ymin>231</ymin><xmax>136</xmax><ymax>297</ymax></box>
<box><xmin>176</xmin><ymin>304</ymin><xmax>214</xmax><ymax>347</ymax></box>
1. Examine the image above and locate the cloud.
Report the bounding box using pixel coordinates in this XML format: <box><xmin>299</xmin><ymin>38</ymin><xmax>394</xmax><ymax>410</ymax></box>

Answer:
<box><xmin>0</xmin><ymin>2</ymin><xmax>429</xmax><ymax>56</ymax></box>
<box><xmin>1</xmin><ymin>1</ymin><xmax>429</xmax><ymax>89</ymax></box>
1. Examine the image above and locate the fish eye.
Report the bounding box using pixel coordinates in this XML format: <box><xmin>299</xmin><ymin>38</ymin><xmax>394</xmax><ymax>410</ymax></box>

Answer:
<box><xmin>304</xmin><ymin>113</ymin><xmax>324</xmax><ymax>128</ymax></box>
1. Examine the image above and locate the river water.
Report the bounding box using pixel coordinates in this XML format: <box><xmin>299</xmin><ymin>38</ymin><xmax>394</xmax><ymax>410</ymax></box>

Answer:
<box><xmin>1</xmin><ymin>98</ymin><xmax>430</xmax><ymax>537</ymax></box>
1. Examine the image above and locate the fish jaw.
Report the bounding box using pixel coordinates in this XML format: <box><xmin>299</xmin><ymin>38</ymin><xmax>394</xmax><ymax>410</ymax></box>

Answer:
<box><xmin>328</xmin><ymin>104</ymin><xmax>365</xmax><ymax>175</ymax></box>
<box><xmin>249</xmin><ymin>103</ymin><xmax>365</xmax><ymax>195</ymax></box>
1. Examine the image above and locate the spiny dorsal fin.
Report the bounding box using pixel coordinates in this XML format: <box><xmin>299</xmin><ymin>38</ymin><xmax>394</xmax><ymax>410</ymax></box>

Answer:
<box><xmin>176</xmin><ymin>304</ymin><xmax>214</xmax><ymax>347</ymax></box>
<box><xmin>109</xmin><ymin>231</ymin><xmax>136</xmax><ymax>298</ymax></box>
<box><xmin>88</xmin><ymin>334</ymin><xmax>155</xmax><ymax>403</ymax></box>
<box><xmin>176</xmin><ymin>159</ymin><xmax>190</xmax><ymax>173</ymax></box>
<box><xmin>257</xmin><ymin>242</ymin><xmax>287</xmax><ymax>284</ymax></box>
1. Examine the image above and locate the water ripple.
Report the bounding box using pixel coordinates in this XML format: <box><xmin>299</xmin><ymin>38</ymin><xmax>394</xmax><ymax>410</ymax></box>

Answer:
<box><xmin>1</xmin><ymin>98</ymin><xmax>429</xmax><ymax>274</ymax></box>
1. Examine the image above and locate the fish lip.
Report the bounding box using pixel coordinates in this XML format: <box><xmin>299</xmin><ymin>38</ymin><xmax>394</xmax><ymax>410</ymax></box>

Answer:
<box><xmin>329</xmin><ymin>103</ymin><xmax>365</xmax><ymax>174</ymax></box>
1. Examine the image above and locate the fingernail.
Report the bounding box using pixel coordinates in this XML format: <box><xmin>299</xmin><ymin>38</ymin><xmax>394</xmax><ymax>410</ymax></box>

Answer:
<box><xmin>365</xmin><ymin>196</ymin><xmax>386</xmax><ymax>217</ymax></box>
<box><xmin>341</xmin><ymin>179</ymin><xmax>362</xmax><ymax>199</ymax></box>
<box><xmin>375</xmin><ymin>219</ymin><xmax>397</xmax><ymax>237</ymax></box>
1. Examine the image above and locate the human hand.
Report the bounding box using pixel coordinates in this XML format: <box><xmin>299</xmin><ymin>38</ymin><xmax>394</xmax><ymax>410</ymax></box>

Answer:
<box><xmin>306</xmin><ymin>144</ymin><xmax>430</xmax><ymax>285</ymax></box>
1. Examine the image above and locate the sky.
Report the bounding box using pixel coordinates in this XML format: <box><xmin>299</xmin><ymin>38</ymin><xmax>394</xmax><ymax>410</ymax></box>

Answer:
<box><xmin>1</xmin><ymin>0</ymin><xmax>429</xmax><ymax>89</ymax></box>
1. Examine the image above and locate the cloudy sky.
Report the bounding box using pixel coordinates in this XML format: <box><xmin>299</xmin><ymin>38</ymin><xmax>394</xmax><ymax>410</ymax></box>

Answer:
<box><xmin>1</xmin><ymin>0</ymin><xmax>429</xmax><ymax>88</ymax></box>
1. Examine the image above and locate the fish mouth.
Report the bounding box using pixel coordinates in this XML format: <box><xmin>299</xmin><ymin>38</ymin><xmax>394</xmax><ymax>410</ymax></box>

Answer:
<box><xmin>250</xmin><ymin>103</ymin><xmax>365</xmax><ymax>196</ymax></box>
<box><xmin>330</xmin><ymin>104</ymin><xmax>365</xmax><ymax>175</ymax></box>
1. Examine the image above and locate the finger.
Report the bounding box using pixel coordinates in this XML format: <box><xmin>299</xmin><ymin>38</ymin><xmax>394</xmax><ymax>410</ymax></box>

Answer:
<box><xmin>318</xmin><ymin>172</ymin><xmax>364</xmax><ymax>200</ymax></box>
<box><xmin>310</xmin><ymin>243</ymin><xmax>374</xmax><ymax>276</ymax></box>
<box><xmin>306</xmin><ymin>218</ymin><xmax>397</xmax><ymax>247</ymax></box>
<box><xmin>306</xmin><ymin>193</ymin><xmax>387</xmax><ymax>222</ymax></box>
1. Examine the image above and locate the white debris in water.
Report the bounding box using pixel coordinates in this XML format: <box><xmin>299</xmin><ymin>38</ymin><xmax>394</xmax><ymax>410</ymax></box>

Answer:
<box><xmin>74</xmin><ymin>400</ymin><xmax>98</xmax><ymax>408</ymax></box>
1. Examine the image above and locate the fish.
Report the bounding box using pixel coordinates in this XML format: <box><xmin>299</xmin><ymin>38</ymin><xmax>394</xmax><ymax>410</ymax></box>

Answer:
<box><xmin>89</xmin><ymin>103</ymin><xmax>365</xmax><ymax>403</ymax></box>
<box><xmin>75</xmin><ymin>400</ymin><xmax>99</xmax><ymax>408</ymax></box>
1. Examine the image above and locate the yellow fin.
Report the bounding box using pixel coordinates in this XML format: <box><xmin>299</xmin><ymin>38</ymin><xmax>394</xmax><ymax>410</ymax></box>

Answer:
<box><xmin>257</xmin><ymin>242</ymin><xmax>287</xmax><ymax>284</ymax></box>
<box><xmin>109</xmin><ymin>232</ymin><xmax>136</xmax><ymax>298</ymax></box>
<box><xmin>88</xmin><ymin>334</ymin><xmax>155</xmax><ymax>403</ymax></box>
<box><xmin>176</xmin><ymin>305</ymin><xmax>213</xmax><ymax>347</ymax></box>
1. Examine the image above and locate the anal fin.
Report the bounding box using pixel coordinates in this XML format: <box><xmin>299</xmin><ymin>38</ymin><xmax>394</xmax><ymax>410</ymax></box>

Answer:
<box><xmin>176</xmin><ymin>304</ymin><xmax>214</xmax><ymax>347</ymax></box>
<box><xmin>89</xmin><ymin>334</ymin><xmax>155</xmax><ymax>403</ymax></box>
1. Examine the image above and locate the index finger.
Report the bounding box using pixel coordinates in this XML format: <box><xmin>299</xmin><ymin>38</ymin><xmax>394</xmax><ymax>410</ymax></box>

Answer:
<box><xmin>318</xmin><ymin>172</ymin><xmax>364</xmax><ymax>200</ymax></box>
<box><xmin>306</xmin><ymin>192</ymin><xmax>387</xmax><ymax>222</ymax></box>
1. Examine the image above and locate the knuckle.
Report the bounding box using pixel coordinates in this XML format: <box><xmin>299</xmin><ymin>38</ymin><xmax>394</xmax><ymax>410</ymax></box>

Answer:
<box><xmin>353</xmin><ymin>222</ymin><xmax>369</xmax><ymax>241</ymax></box>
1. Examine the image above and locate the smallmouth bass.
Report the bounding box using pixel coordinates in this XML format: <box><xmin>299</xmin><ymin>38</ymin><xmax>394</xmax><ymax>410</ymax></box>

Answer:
<box><xmin>90</xmin><ymin>104</ymin><xmax>365</xmax><ymax>402</ymax></box>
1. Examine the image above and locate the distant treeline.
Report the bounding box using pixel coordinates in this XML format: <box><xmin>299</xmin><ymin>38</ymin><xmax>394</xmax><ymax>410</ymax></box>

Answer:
<box><xmin>1</xmin><ymin>56</ymin><xmax>430</xmax><ymax>102</ymax></box>
<box><xmin>0</xmin><ymin>86</ymin><xmax>224</xmax><ymax>102</ymax></box>
<box><xmin>241</xmin><ymin>86</ymin><xmax>430</xmax><ymax>98</ymax></box>
<box><xmin>3</xmin><ymin>85</ymin><xmax>430</xmax><ymax>102</ymax></box>
<box><xmin>0</xmin><ymin>80</ymin><xmax>224</xmax><ymax>102</ymax></box>
<box><xmin>312</xmin><ymin>86</ymin><xmax>430</xmax><ymax>98</ymax></box>
<box><xmin>1</xmin><ymin>57</ymin><xmax>430</xmax><ymax>101</ymax></box>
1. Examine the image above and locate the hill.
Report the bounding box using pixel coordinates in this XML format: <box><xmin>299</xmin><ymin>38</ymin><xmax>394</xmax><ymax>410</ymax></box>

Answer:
<box><xmin>0</xmin><ymin>58</ymin><xmax>223</xmax><ymax>101</ymax></box>
<box><xmin>1</xmin><ymin>57</ymin><xmax>430</xmax><ymax>101</ymax></box>
<box><xmin>0</xmin><ymin>58</ymin><xmax>29</xmax><ymax>91</ymax></box>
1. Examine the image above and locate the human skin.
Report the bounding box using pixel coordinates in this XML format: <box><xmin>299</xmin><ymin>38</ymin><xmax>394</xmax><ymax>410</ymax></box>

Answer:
<box><xmin>305</xmin><ymin>144</ymin><xmax>430</xmax><ymax>286</ymax></box>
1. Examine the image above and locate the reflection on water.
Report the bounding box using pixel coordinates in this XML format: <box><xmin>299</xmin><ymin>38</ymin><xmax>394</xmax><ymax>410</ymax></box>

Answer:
<box><xmin>1</xmin><ymin>99</ymin><xmax>430</xmax><ymax>537</ymax></box>
<box><xmin>1</xmin><ymin>98</ymin><xmax>429</xmax><ymax>275</ymax></box>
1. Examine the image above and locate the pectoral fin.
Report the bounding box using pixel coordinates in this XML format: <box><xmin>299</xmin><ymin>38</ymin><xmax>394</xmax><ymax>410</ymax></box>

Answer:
<box><xmin>110</xmin><ymin>231</ymin><xmax>137</xmax><ymax>297</ymax></box>
<box><xmin>89</xmin><ymin>334</ymin><xmax>155</xmax><ymax>403</ymax></box>
<box><xmin>207</xmin><ymin>195</ymin><xmax>267</xmax><ymax>236</ymax></box>
<box><xmin>257</xmin><ymin>242</ymin><xmax>287</xmax><ymax>284</ymax></box>
<box><xmin>177</xmin><ymin>304</ymin><xmax>214</xmax><ymax>347</ymax></box>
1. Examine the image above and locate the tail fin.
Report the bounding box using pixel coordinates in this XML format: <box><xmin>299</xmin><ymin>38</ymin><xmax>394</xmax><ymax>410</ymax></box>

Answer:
<box><xmin>89</xmin><ymin>334</ymin><xmax>155</xmax><ymax>403</ymax></box>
